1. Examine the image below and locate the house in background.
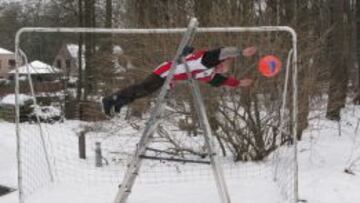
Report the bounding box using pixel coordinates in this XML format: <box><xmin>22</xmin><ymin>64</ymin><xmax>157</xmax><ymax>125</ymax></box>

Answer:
<box><xmin>0</xmin><ymin>47</ymin><xmax>15</xmax><ymax>78</ymax></box>
<box><xmin>54</xmin><ymin>43</ymin><xmax>127</xmax><ymax>79</ymax></box>
<box><xmin>53</xmin><ymin>44</ymin><xmax>83</xmax><ymax>78</ymax></box>
<box><xmin>8</xmin><ymin>60</ymin><xmax>62</xmax><ymax>82</ymax></box>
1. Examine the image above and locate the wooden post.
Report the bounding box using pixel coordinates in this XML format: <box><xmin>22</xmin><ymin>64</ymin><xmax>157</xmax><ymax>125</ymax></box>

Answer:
<box><xmin>79</xmin><ymin>131</ymin><xmax>86</xmax><ymax>159</ymax></box>
<box><xmin>95</xmin><ymin>142</ymin><xmax>102</xmax><ymax>167</ymax></box>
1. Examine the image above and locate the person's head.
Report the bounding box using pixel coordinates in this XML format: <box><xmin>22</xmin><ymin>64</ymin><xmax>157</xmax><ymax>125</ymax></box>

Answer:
<box><xmin>215</xmin><ymin>47</ymin><xmax>240</xmax><ymax>74</ymax></box>
<box><xmin>215</xmin><ymin>58</ymin><xmax>234</xmax><ymax>74</ymax></box>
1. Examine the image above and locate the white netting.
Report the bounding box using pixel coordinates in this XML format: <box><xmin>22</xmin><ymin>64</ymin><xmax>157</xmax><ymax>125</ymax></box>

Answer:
<box><xmin>15</xmin><ymin>27</ymin><xmax>297</xmax><ymax>203</ymax></box>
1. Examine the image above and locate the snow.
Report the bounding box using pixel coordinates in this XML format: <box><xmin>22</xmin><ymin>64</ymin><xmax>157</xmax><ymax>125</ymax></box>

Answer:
<box><xmin>0</xmin><ymin>104</ymin><xmax>360</xmax><ymax>203</ymax></box>
<box><xmin>66</xmin><ymin>44</ymin><xmax>81</xmax><ymax>59</ymax></box>
<box><xmin>113</xmin><ymin>45</ymin><xmax>123</xmax><ymax>55</ymax></box>
<box><xmin>297</xmin><ymin>106</ymin><xmax>360</xmax><ymax>203</ymax></box>
<box><xmin>0</xmin><ymin>123</ymin><xmax>17</xmax><ymax>188</ymax></box>
<box><xmin>31</xmin><ymin>106</ymin><xmax>61</xmax><ymax>118</ymax></box>
<box><xmin>8</xmin><ymin>60</ymin><xmax>62</xmax><ymax>75</ymax></box>
<box><xmin>22</xmin><ymin>179</ymin><xmax>281</xmax><ymax>203</ymax></box>
<box><xmin>0</xmin><ymin>47</ymin><xmax>13</xmax><ymax>55</ymax></box>
<box><xmin>0</xmin><ymin>94</ymin><xmax>32</xmax><ymax>106</ymax></box>
<box><xmin>65</xmin><ymin>44</ymin><xmax>86</xmax><ymax>70</ymax></box>
<box><xmin>67</xmin><ymin>44</ymin><xmax>123</xmax><ymax>57</ymax></box>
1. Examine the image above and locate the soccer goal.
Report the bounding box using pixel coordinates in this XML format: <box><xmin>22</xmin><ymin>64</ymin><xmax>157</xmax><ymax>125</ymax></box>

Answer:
<box><xmin>14</xmin><ymin>18</ymin><xmax>298</xmax><ymax>203</ymax></box>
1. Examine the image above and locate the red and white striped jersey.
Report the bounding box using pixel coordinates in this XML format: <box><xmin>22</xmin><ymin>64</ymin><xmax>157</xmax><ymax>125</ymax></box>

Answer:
<box><xmin>153</xmin><ymin>51</ymin><xmax>215</xmax><ymax>83</ymax></box>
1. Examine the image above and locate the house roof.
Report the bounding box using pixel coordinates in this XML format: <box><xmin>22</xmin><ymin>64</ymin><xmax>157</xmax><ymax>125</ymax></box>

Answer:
<box><xmin>9</xmin><ymin>60</ymin><xmax>62</xmax><ymax>75</ymax></box>
<box><xmin>0</xmin><ymin>47</ymin><xmax>14</xmax><ymax>55</ymax></box>
<box><xmin>65</xmin><ymin>44</ymin><xmax>85</xmax><ymax>70</ymax></box>
<box><xmin>64</xmin><ymin>44</ymin><xmax>123</xmax><ymax>71</ymax></box>
<box><xmin>66</xmin><ymin>44</ymin><xmax>123</xmax><ymax>58</ymax></box>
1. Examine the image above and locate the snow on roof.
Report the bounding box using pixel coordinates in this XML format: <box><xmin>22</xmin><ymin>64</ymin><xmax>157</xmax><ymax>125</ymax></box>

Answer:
<box><xmin>65</xmin><ymin>44</ymin><xmax>123</xmax><ymax>71</ymax></box>
<box><xmin>66</xmin><ymin>44</ymin><xmax>85</xmax><ymax>70</ymax></box>
<box><xmin>9</xmin><ymin>60</ymin><xmax>62</xmax><ymax>75</ymax></box>
<box><xmin>66</xmin><ymin>44</ymin><xmax>123</xmax><ymax>58</ymax></box>
<box><xmin>0</xmin><ymin>47</ymin><xmax>14</xmax><ymax>55</ymax></box>
<box><xmin>113</xmin><ymin>45</ymin><xmax>123</xmax><ymax>55</ymax></box>
<box><xmin>0</xmin><ymin>94</ymin><xmax>32</xmax><ymax>106</ymax></box>
<box><xmin>66</xmin><ymin>44</ymin><xmax>80</xmax><ymax>58</ymax></box>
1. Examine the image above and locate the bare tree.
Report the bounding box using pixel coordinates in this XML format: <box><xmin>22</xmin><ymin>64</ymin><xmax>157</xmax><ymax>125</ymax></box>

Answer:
<box><xmin>83</xmin><ymin>0</ymin><xmax>96</xmax><ymax>98</ymax></box>
<box><xmin>105</xmin><ymin>0</ymin><xmax>112</xmax><ymax>28</ymax></box>
<box><xmin>355</xmin><ymin>0</ymin><xmax>360</xmax><ymax>104</ymax></box>
<box><xmin>326</xmin><ymin>0</ymin><xmax>350</xmax><ymax>121</ymax></box>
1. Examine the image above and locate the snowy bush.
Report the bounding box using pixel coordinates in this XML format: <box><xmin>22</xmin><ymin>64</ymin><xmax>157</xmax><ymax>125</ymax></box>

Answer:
<box><xmin>28</xmin><ymin>105</ymin><xmax>63</xmax><ymax>124</ymax></box>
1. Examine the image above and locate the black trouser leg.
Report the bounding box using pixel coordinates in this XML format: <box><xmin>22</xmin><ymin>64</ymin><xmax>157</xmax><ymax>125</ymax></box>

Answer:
<box><xmin>113</xmin><ymin>73</ymin><xmax>165</xmax><ymax>106</ymax></box>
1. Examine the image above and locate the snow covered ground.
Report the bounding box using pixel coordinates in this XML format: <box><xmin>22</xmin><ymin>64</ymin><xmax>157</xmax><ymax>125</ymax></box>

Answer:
<box><xmin>0</xmin><ymin>104</ymin><xmax>360</xmax><ymax>203</ymax></box>
<box><xmin>297</xmin><ymin>105</ymin><xmax>360</xmax><ymax>203</ymax></box>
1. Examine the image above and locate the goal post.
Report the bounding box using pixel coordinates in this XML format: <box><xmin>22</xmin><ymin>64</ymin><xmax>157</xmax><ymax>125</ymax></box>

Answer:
<box><xmin>14</xmin><ymin>22</ymin><xmax>298</xmax><ymax>203</ymax></box>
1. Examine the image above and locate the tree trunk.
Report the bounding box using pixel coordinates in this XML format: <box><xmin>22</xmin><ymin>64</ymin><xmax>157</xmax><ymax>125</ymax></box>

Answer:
<box><xmin>326</xmin><ymin>0</ymin><xmax>350</xmax><ymax>121</ymax></box>
<box><xmin>83</xmin><ymin>0</ymin><xmax>95</xmax><ymax>99</ymax></box>
<box><xmin>355</xmin><ymin>0</ymin><xmax>360</xmax><ymax>104</ymax></box>
<box><xmin>295</xmin><ymin>0</ymin><xmax>311</xmax><ymax>140</ymax></box>
<box><xmin>99</xmin><ymin>0</ymin><xmax>113</xmax><ymax>52</ymax></box>
<box><xmin>194</xmin><ymin>0</ymin><xmax>213</xmax><ymax>26</ymax></box>
<box><xmin>130</xmin><ymin>0</ymin><xmax>170</xmax><ymax>27</ymax></box>
<box><xmin>77</xmin><ymin>0</ymin><xmax>84</xmax><ymax>101</ymax></box>
<box><xmin>281</xmin><ymin>0</ymin><xmax>295</xmax><ymax>24</ymax></box>
<box><xmin>105</xmin><ymin>0</ymin><xmax>112</xmax><ymax>28</ymax></box>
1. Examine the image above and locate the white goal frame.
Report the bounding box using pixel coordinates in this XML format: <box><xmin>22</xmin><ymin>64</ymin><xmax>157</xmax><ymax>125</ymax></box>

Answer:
<box><xmin>14</xmin><ymin>24</ymin><xmax>298</xmax><ymax>203</ymax></box>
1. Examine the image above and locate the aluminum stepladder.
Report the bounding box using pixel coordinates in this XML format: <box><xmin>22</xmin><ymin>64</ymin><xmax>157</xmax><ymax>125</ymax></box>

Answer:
<box><xmin>113</xmin><ymin>18</ymin><xmax>231</xmax><ymax>203</ymax></box>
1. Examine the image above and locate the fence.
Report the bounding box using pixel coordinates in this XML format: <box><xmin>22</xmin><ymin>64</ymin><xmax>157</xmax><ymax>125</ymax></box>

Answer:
<box><xmin>65</xmin><ymin>100</ymin><xmax>106</xmax><ymax>122</ymax></box>
<box><xmin>0</xmin><ymin>81</ymin><xmax>64</xmax><ymax>97</ymax></box>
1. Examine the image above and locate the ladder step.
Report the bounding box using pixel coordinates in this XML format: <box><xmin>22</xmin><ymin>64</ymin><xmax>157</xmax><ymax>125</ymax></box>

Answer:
<box><xmin>140</xmin><ymin>155</ymin><xmax>210</xmax><ymax>164</ymax></box>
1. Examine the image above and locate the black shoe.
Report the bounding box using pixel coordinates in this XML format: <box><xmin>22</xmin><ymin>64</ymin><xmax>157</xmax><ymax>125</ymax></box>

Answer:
<box><xmin>102</xmin><ymin>96</ymin><xmax>114</xmax><ymax>117</ymax></box>
<box><xmin>114</xmin><ymin>96</ymin><xmax>126</xmax><ymax>114</ymax></box>
<box><xmin>114</xmin><ymin>104</ymin><xmax>121</xmax><ymax>114</ymax></box>
<box><xmin>102</xmin><ymin>95</ymin><xmax>126</xmax><ymax>117</ymax></box>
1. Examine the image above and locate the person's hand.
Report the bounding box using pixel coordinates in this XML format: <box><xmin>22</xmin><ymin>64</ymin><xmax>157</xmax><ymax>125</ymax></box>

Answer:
<box><xmin>224</xmin><ymin>76</ymin><xmax>240</xmax><ymax>87</ymax></box>
<box><xmin>239</xmin><ymin>78</ymin><xmax>253</xmax><ymax>87</ymax></box>
<box><xmin>169</xmin><ymin>80</ymin><xmax>176</xmax><ymax>89</ymax></box>
<box><xmin>182</xmin><ymin>46</ymin><xmax>194</xmax><ymax>56</ymax></box>
<box><xmin>242</xmin><ymin>46</ymin><xmax>257</xmax><ymax>57</ymax></box>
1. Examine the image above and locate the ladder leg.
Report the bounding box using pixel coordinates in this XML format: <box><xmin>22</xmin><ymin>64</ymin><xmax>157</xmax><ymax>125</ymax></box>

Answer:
<box><xmin>189</xmin><ymin>80</ymin><xmax>232</xmax><ymax>203</ymax></box>
<box><xmin>114</xmin><ymin>126</ymin><xmax>157</xmax><ymax>203</ymax></box>
<box><xmin>181</xmin><ymin>57</ymin><xmax>231</xmax><ymax>203</ymax></box>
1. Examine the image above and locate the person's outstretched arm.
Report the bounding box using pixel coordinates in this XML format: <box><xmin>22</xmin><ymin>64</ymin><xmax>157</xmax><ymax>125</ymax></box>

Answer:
<box><xmin>197</xmin><ymin>73</ymin><xmax>252</xmax><ymax>88</ymax></box>
<box><xmin>201</xmin><ymin>46</ymin><xmax>257</xmax><ymax>68</ymax></box>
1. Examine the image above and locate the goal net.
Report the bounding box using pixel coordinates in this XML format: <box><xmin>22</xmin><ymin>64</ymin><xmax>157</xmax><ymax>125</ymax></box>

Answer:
<box><xmin>14</xmin><ymin>22</ymin><xmax>298</xmax><ymax>203</ymax></box>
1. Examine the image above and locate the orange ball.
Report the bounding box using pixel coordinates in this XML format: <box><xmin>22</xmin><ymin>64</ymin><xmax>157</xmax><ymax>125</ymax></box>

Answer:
<box><xmin>258</xmin><ymin>55</ymin><xmax>282</xmax><ymax>77</ymax></box>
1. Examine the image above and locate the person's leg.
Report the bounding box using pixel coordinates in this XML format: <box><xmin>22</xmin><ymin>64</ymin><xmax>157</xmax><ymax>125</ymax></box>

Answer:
<box><xmin>116</xmin><ymin>74</ymin><xmax>165</xmax><ymax>103</ymax></box>
<box><xmin>102</xmin><ymin>73</ymin><xmax>165</xmax><ymax>116</ymax></box>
